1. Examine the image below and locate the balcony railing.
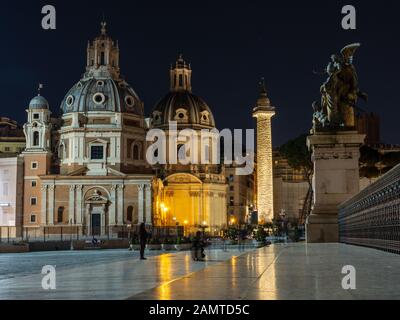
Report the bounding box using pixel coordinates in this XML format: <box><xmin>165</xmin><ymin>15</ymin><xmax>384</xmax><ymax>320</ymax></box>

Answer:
<box><xmin>338</xmin><ymin>164</ymin><xmax>400</xmax><ymax>254</ymax></box>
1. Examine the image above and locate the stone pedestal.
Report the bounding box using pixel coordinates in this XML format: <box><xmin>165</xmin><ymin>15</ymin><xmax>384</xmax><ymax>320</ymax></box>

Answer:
<box><xmin>306</xmin><ymin>131</ymin><xmax>365</xmax><ymax>243</ymax></box>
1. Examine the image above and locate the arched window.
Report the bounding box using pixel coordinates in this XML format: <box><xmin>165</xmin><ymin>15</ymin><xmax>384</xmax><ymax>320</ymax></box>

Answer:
<box><xmin>100</xmin><ymin>52</ymin><xmax>105</xmax><ymax>65</ymax></box>
<box><xmin>57</xmin><ymin>207</ymin><xmax>65</xmax><ymax>224</ymax></box>
<box><xmin>33</xmin><ymin>131</ymin><xmax>40</xmax><ymax>147</ymax></box>
<box><xmin>179</xmin><ymin>74</ymin><xmax>183</xmax><ymax>86</ymax></box>
<box><xmin>133</xmin><ymin>144</ymin><xmax>140</xmax><ymax>160</ymax></box>
<box><xmin>127</xmin><ymin>206</ymin><xmax>133</xmax><ymax>223</ymax></box>
<box><xmin>204</xmin><ymin>144</ymin><xmax>210</xmax><ymax>163</ymax></box>
<box><xmin>177</xmin><ymin>144</ymin><xmax>186</xmax><ymax>162</ymax></box>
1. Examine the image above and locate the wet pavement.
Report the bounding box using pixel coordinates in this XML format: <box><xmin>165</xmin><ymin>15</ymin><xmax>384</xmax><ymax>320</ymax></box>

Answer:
<box><xmin>131</xmin><ymin>243</ymin><xmax>400</xmax><ymax>300</ymax></box>
<box><xmin>0</xmin><ymin>247</ymin><xmax>252</xmax><ymax>300</ymax></box>
<box><xmin>1</xmin><ymin>243</ymin><xmax>399</xmax><ymax>300</ymax></box>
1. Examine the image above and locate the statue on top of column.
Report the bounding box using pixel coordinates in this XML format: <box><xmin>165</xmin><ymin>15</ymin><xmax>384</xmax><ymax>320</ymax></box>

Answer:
<box><xmin>312</xmin><ymin>43</ymin><xmax>368</xmax><ymax>131</ymax></box>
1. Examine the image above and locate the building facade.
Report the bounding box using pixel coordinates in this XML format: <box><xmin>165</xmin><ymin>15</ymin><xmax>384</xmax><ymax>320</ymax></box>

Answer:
<box><xmin>15</xmin><ymin>23</ymin><xmax>234</xmax><ymax>238</ymax></box>
<box><xmin>0</xmin><ymin>157</ymin><xmax>24</xmax><ymax>239</ymax></box>
<box><xmin>22</xmin><ymin>23</ymin><xmax>153</xmax><ymax>238</ymax></box>
<box><xmin>149</xmin><ymin>55</ymin><xmax>228</xmax><ymax>234</ymax></box>
<box><xmin>0</xmin><ymin>118</ymin><xmax>25</xmax><ymax>155</ymax></box>
<box><xmin>225</xmin><ymin>164</ymin><xmax>255</xmax><ymax>226</ymax></box>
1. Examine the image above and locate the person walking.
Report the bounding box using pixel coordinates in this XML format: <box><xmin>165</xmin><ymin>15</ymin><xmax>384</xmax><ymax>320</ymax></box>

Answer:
<box><xmin>139</xmin><ymin>223</ymin><xmax>148</xmax><ymax>260</ymax></box>
<box><xmin>191</xmin><ymin>231</ymin><xmax>205</xmax><ymax>261</ymax></box>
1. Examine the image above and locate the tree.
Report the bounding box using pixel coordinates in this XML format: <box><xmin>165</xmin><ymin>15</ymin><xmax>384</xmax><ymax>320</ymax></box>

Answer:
<box><xmin>279</xmin><ymin>134</ymin><xmax>314</xmax><ymax>224</ymax></box>
<box><xmin>279</xmin><ymin>134</ymin><xmax>313</xmax><ymax>187</ymax></box>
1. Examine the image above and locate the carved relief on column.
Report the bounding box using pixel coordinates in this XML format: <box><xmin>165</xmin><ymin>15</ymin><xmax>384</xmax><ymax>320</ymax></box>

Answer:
<box><xmin>117</xmin><ymin>184</ymin><xmax>125</xmax><ymax>225</ymax></box>
<box><xmin>75</xmin><ymin>185</ymin><xmax>83</xmax><ymax>224</ymax></box>
<box><xmin>137</xmin><ymin>184</ymin><xmax>145</xmax><ymax>223</ymax></box>
<box><xmin>109</xmin><ymin>185</ymin><xmax>117</xmax><ymax>226</ymax></box>
<box><xmin>69</xmin><ymin>185</ymin><xmax>76</xmax><ymax>224</ymax></box>
<box><xmin>48</xmin><ymin>185</ymin><xmax>55</xmax><ymax>225</ymax></box>
<box><xmin>41</xmin><ymin>185</ymin><xmax>48</xmax><ymax>226</ymax></box>
<box><xmin>145</xmin><ymin>184</ymin><xmax>152</xmax><ymax>225</ymax></box>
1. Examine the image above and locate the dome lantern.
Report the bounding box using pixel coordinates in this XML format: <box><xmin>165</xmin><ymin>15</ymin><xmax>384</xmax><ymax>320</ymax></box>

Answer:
<box><xmin>86</xmin><ymin>21</ymin><xmax>120</xmax><ymax>80</ymax></box>
<box><xmin>170</xmin><ymin>54</ymin><xmax>192</xmax><ymax>93</ymax></box>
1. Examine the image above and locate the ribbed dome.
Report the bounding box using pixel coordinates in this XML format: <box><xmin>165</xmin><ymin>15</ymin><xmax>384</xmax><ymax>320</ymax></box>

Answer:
<box><xmin>29</xmin><ymin>95</ymin><xmax>49</xmax><ymax>110</ymax></box>
<box><xmin>60</xmin><ymin>78</ymin><xmax>142</xmax><ymax>115</ymax></box>
<box><xmin>151</xmin><ymin>91</ymin><xmax>216</xmax><ymax>128</ymax></box>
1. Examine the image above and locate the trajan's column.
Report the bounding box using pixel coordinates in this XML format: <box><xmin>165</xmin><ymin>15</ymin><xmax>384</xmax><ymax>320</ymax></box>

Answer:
<box><xmin>253</xmin><ymin>79</ymin><xmax>276</xmax><ymax>224</ymax></box>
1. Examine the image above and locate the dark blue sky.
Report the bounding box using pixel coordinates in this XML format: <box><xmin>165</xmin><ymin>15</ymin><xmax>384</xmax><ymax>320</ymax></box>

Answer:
<box><xmin>0</xmin><ymin>0</ymin><xmax>399</xmax><ymax>146</ymax></box>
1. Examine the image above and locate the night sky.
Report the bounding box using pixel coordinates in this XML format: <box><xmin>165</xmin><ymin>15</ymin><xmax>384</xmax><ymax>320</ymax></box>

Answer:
<box><xmin>0</xmin><ymin>0</ymin><xmax>399</xmax><ymax>146</ymax></box>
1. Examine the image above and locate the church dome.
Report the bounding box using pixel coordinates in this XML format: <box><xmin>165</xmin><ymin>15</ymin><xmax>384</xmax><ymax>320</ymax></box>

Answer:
<box><xmin>60</xmin><ymin>78</ymin><xmax>142</xmax><ymax>115</ymax></box>
<box><xmin>29</xmin><ymin>95</ymin><xmax>49</xmax><ymax>110</ymax></box>
<box><xmin>152</xmin><ymin>91</ymin><xmax>215</xmax><ymax>128</ymax></box>
<box><xmin>151</xmin><ymin>55</ymin><xmax>215</xmax><ymax>129</ymax></box>
<box><xmin>60</xmin><ymin>22</ymin><xmax>143</xmax><ymax>116</ymax></box>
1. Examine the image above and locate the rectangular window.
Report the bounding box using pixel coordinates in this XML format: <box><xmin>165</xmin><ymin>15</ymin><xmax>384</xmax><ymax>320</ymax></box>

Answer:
<box><xmin>30</xmin><ymin>215</ymin><xmax>36</xmax><ymax>223</ymax></box>
<box><xmin>31</xmin><ymin>162</ymin><xmax>38</xmax><ymax>169</ymax></box>
<box><xmin>91</xmin><ymin>145</ymin><xmax>104</xmax><ymax>160</ymax></box>
<box><xmin>3</xmin><ymin>183</ymin><xmax>8</xmax><ymax>196</ymax></box>
<box><xmin>31</xmin><ymin>197</ymin><xmax>37</xmax><ymax>206</ymax></box>
<box><xmin>33</xmin><ymin>113</ymin><xmax>39</xmax><ymax>120</ymax></box>
<box><xmin>4</xmin><ymin>147</ymin><xmax>10</xmax><ymax>152</ymax></box>
<box><xmin>31</xmin><ymin>180</ymin><xmax>37</xmax><ymax>187</ymax></box>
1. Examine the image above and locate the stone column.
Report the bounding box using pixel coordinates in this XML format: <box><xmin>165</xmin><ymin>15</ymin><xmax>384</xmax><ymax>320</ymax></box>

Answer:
<box><xmin>109</xmin><ymin>185</ymin><xmax>117</xmax><ymax>226</ymax></box>
<box><xmin>253</xmin><ymin>103</ymin><xmax>275</xmax><ymax>224</ymax></box>
<box><xmin>75</xmin><ymin>185</ymin><xmax>83</xmax><ymax>224</ymax></box>
<box><xmin>48</xmin><ymin>185</ymin><xmax>55</xmax><ymax>225</ymax></box>
<box><xmin>41</xmin><ymin>185</ymin><xmax>48</xmax><ymax>225</ymax></box>
<box><xmin>145</xmin><ymin>184</ymin><xmax>152</xmax><ymax>225</ymax></box>
<box><xmin>69</xmin><ymin>185</ymin><xmax>75</xmax><ymax>223</ymax></box>
<box><xmin>306</xmin><ymin>131</ymin><xmax>365</xmax><ymax>243</ymax></box>
<box><xmin>101</xmin><ymin>204</ymin><xmax>106</xmax><ymax>235</ymax></box>
<box><xmin>117</xmin><ymin>184</ymin><xmax>125</xmax><ymax>225</ymax></box>
<box><xmin>138</xmin><ymin>184</ymin><xmax>145</xmax><ymax>223</ymax></box>
<box><xmin>85</xmin><ymin>204</ymin><xmax>91</xmax><ymax>235</ymax></box>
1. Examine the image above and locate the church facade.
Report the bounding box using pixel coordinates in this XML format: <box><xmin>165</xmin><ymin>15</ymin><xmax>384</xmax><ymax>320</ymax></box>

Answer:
<box><xmin>21</xmin><ymin>23</ymin><xmax>230</xmax><ymax>238</ymax></box>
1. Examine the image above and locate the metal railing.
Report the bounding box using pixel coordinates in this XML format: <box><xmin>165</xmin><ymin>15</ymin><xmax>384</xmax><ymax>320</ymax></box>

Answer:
<box><xmin>338</xmin><ymin>164</ymin><xmax>400</xmax><ymax>254</ymax></box>
<box><xmin>20</xmin><ymin>225</ymin><xmax>185</xmax><ymax>243</ymax></box>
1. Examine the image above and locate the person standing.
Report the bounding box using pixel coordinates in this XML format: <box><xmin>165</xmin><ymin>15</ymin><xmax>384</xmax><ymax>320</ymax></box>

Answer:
<box><xmin>139</xmin><ymin>223</ymin><xmax>148</xmax><ymax>260</ymax></box>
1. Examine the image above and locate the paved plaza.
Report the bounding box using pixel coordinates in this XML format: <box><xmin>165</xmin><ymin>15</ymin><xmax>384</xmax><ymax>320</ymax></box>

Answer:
<box><xmin>1</xmin><ymin>244</ymin><xmax>399</xmax><ymax>300</ymax></box>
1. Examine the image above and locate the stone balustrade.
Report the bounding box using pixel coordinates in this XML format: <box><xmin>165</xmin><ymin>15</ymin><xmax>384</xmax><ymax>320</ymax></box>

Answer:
<box><xmin>339</xmin><ymin>164</ymin><xmax>400</xmax><ymax>254</ymax></box>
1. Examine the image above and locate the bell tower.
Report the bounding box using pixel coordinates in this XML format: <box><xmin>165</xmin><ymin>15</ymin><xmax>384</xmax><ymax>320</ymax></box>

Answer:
<box><xmin>22</xmin><ymin>87</ymin><xmax>53</xmax><ymax>229</ymax></box>
<box><xmin>23</xmin><ymin>89</ymin><xmax>52</xmax><ymax>152</ymax></box>
<box><xmin>170</xmin><ymin>54</ymin><xmax>192</xmax><ymax>92</ymax></box>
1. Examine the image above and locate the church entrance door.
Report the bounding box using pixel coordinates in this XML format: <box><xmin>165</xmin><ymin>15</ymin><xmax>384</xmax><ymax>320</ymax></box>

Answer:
<box><xmin>91</xmin><ymin>213</ymin><xmax>101</xmax><ymax>236</ymax></box>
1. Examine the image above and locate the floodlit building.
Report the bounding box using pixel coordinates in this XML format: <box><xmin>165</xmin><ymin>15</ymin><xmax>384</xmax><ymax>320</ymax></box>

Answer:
<box><xmin>22</xmin><ymin>23</ymin><xmax>153</xmax><ymax>238</ymax></box>
<box><xmin>149</xmin><ymin>55</ymin><xmax>228</xmax><ymax>234</ymax></box>
<box><xmin>0</xmin><ymin>156</ymin><xmax>24</xmax><ymax>239</ymax></box>
<box><xmin>0</xmin><ymin>118</ymin><xmax>25</xmax><ymax>155</ymax></box>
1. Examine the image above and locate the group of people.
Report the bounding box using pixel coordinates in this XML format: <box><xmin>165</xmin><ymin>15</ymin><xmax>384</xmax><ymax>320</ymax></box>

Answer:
<box><xmin>134</xmin><ymin>223</ymin><xmax>206</xmax><ymax>261</ymax></box>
